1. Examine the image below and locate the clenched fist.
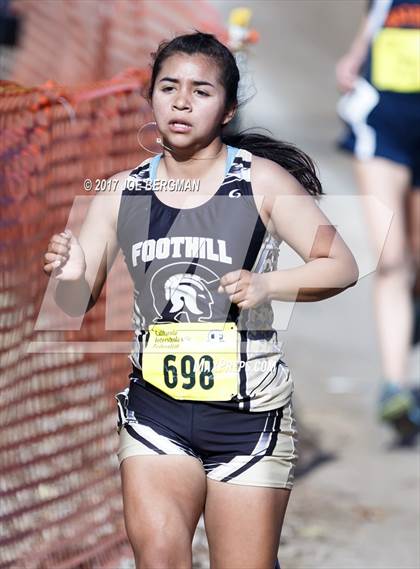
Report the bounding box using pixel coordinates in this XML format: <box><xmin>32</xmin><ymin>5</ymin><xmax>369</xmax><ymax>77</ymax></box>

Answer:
<box><xmin>43</xmin><ymin>229</ymin><xmax>87</xmax><ymax>281</ymax></box>
<box><xmin>218</xmin><ymin>269</ymin><xmax>271</xmax><ymax>309</ymax></box>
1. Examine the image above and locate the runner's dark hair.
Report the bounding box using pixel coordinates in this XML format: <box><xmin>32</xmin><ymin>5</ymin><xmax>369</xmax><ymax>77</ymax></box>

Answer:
<box><xmin>144</xmin><ymin>30</ymin><xmax>323</xmax><ymax>197</ymax></box>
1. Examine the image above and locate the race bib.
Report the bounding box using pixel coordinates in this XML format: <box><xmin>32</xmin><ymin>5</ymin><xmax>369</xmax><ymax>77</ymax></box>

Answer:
<box><xmin>372</xmin><ymin>28</ymin><xmax>420</xmax><ymax>93</ymax></box>
<box><xmin>141</xmin><ymin>322</ymin><xmax>239</xmax><ymax>401</ymax></box>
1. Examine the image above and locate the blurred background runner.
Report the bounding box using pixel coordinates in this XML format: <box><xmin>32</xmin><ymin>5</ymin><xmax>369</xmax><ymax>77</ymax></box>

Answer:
<box><xmin>336</xmin><ymin>0</ymin><xmax>420</xmax><ymax>443</ymax></box>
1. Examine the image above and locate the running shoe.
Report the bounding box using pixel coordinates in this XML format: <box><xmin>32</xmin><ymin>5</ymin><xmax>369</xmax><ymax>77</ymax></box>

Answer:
<box><xmin>378</xmin><ymin>382</ymin><xmax>420</xmax><ymax>446</ymax></box>
<box><xmin>407</xmin><ymin>387</ymin><xmax>420</xmax><ymax>427</ymax></box>
<box><xmin>377</xmin><ymin>381</ymin><xmax>415</xmax><ymax>423</ymax></box>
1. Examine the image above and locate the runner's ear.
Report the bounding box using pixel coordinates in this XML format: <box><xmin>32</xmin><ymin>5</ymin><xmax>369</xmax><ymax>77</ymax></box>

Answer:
<box><xmin>222</xmin><ymin>105</ymin><xmax>237</xmax><ymax>126</ymax></box>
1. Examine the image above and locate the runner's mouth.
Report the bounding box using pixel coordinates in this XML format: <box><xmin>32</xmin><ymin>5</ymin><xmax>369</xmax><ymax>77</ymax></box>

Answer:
<box><xmin>168</xmin><ymin>120</ymin><xmax>193</xmax><ymax>133</ymax></box>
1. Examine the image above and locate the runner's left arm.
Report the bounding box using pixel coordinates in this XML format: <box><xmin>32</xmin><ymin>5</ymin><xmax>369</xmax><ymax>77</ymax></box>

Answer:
<box><xmin>251</xmin><ymin>156</ymin><xmax>359</xmax><ymax>303</ymax></box>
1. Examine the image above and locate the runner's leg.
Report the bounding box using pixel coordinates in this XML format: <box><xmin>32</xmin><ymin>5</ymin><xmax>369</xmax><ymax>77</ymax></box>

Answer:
<box><xmin>204</xmin><ymin>479</ymin><xmax>291</xmax><ymax>568</ymax></box>
<box><xmin>120</xmin><ymin>455</ymin><xmax>206</xmax><ymax>569</ymax></box>
<box><xmin>354</xmin><ymin>157</ymin><xmax>412</xmax><ymax>384</ymax></box>
<box><xmin>406</xmin><ymin>189</ymin><xmax>420</xmax><ymax>350</ymax></box>
<box><xmin>406</xmin><ymin>190</ymin><xmax>420</xmax><ymax>295</ymax></box>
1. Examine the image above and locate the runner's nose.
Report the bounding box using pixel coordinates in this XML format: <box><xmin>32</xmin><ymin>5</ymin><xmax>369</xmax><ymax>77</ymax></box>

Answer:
<box><xmin>172</xmin><ymin>91</ymin><xmax>191</xmax><ymax>111</ymax></box>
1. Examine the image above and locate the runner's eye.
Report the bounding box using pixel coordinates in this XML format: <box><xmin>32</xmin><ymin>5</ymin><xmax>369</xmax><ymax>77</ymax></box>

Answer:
<box><xmin>161</xmin><ymin>86</ymin><xmax>209</xmax><ymax>96</ymax></box>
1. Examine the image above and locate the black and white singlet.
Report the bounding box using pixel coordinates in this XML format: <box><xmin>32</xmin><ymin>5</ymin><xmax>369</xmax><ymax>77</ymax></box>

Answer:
<box><xmin>116</xmin><ymin>145</ymin><xmax>294</xmax><ymax>412</ymax></box>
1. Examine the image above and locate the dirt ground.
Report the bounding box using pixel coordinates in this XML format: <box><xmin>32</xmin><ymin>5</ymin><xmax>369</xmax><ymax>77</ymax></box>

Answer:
<box><xmin>277</xmin><ymin>330</ymin><xmax>420</xmax><ymax>569</ymax></box>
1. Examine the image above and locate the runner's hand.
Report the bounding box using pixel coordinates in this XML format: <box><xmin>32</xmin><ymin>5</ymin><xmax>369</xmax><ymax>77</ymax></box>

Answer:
<box><xmin>218</xmin><ymin>269</ymin><xmax>270</xmax><ymax>309</ymax></box>
<box><xmin>43</xmin><ymin>229</ymin><xmax>87</xmax><ymax>281</ymax></box>
<box><xmin>335</xmin><ymin>52</ymin><xmax>362</xmax><ymax>93</ymax></box>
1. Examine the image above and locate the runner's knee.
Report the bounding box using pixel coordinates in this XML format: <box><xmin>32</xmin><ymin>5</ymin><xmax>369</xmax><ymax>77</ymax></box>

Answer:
<box><xmin>128</xmin><ymin>521</ymin><xmax>193</xmax><ymax>568</ymax></box>
<box><xmin>376</xmin><ymin>257</ymin><xmax>411</xmax><ymax>278</ymax></box>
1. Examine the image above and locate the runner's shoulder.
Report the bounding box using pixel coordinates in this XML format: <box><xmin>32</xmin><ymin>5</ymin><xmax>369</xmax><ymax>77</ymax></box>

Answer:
<box><xmin>108</xmin><ymin>168</ymin><xmax>136</xmax><ymax>195</ymax></box>
<box><xmin>87</xmin><ymin>169</ymin><xmax>135</xmax><ymax>229</ymax></box>
<box><xmin>250</xmin><ymin>154</ymin><xmax>307</xmax><ymax>198</ymax></box>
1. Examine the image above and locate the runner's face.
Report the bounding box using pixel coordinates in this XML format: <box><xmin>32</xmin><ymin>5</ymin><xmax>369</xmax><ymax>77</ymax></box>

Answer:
<box><xmin>152</xmin><ymin>53</ymin><xmax>231</xmax><ymax>149</ymax></box>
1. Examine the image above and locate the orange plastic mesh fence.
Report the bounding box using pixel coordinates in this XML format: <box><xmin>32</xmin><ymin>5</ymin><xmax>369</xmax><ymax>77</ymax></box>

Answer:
<box><xmin>10</xmin><ymin>0</ymin><xmax>227</xmax><ymax>87</ymax></box>
<box><xmin>0</xmin><ymin>4</ymin><xmax>226</xmax><ymax>565</ymax></box>
<box><xmin>0</xmin><ymin>70</ymin><xmax>156</xmax><ymax>569</ymax></box>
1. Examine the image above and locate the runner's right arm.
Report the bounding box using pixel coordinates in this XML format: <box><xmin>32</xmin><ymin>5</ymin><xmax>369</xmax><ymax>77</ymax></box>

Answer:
<box><xmin>336</xmin><ymin>13</ymin><xmax>370</xmax><ymax>93</ymax></box>
<box><xmin>43</xmin><ymin>170</ymin><xmax>132</xmax><ymax>316</ymax></box>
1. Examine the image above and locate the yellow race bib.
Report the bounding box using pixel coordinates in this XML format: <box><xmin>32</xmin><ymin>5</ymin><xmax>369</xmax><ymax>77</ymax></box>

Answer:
<box><xmin>372</xmin><ymin>28</ymin><xmax>420</xmax><ymax>93</ymax></box>
<box><xmin>141</xmin><ymin>321</ymin><xmax>239</xmax><ymax>401</ymax></box>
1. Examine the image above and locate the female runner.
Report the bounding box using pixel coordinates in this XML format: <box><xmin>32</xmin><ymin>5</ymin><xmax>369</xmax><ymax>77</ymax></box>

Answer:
<box><xmin>44</xmin><ymin>31</ymin><xmax>358</xmax><ymax>569</ymax></box>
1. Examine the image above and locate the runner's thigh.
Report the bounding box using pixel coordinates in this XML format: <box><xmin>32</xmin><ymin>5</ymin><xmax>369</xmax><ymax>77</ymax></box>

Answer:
<box><xmin>406</xmin><ymin>190</ymin><xmax>420</xmax><ymax>261</ymax></box>
<box><xmin>120</xmin><ymin>454</ymin><xmax>206</xmax><ymax>555</ymax></box>
<box><xmin>354</xmin><ymin>158</ymin><xmax>411</xmax><ymax>268</ymax></box>
<box><xmin>204</xmin><ymin>479</ymin><xmax>291</xmax><ymax>569</ymax></box>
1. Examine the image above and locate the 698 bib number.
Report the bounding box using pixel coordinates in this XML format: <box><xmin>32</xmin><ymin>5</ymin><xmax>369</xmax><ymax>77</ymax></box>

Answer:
<box><xmin>141</xmin><ymin>322</ymin><xmax>239</xmax><ymax>401</ymax></box>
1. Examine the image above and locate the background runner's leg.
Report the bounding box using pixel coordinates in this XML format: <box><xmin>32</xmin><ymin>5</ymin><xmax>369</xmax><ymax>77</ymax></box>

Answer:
<box><xmin>406</xmin><ymin>191</ymin><xmax>420</xmax><ymax>280</ymax></box>
<box><xmin>406</xmin><ymin>190</ymin><xmax>420</xmax><ymax>345</ymax></box>
<box><xmin>354</xmin><ymin>158</ymin><xmax>412</xmax><ymax>384</ymax></box>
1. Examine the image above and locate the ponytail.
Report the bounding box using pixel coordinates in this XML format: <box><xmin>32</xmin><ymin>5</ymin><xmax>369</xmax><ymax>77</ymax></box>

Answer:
<box><xmin>221</xmin><ymin>130</ymin><xmax>323</xmax><ymax>198</ymax></box>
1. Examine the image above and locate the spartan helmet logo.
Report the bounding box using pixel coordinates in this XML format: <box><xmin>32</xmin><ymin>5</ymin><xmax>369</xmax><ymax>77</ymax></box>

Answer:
<box><xmin>150</xmin><ymin>262</ymin><xmax>219</xmax><ymax>322</ymax></box>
